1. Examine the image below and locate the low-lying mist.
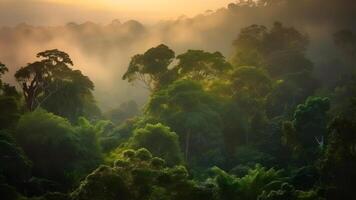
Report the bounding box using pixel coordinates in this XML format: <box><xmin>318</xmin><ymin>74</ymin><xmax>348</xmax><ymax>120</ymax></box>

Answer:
<box><xmin>0</xmin><ymin>0</ymin><xmax>355</xmax><ymax>111</ymax></box>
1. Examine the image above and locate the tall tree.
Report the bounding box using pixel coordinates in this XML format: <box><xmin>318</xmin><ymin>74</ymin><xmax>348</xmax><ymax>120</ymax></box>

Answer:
<box><xmin>122</xmin><ymin>44</ymin><xmax>176</xmax><ymax>91</ymax></box>
<box><xmin>232</xmin><ymin>22</ymin><xmax>312</xmax><ymax>78</ymax></box>
<box><xmin>147</xmin><ymin>80</ymin><xmax>223</xmax><ymax>166</ymax></box>
<box><xmin>15</xmin><ymin>49</ymin><xmax>73</xmax><ymax>111</ymax></box>
<box><xmin>229</xmin><ymin>66</ymin><xmax>272</xmax><ymax>145</ymax></box>
<box><xmin>233</xmin><ymin>23</ymin><xmax>318</xmax><ymax>118</ymax></box>
<box><xmin>283</xmin><ymin>97</ymin><xmax>330</xmax><ymax>163</ymax></box>
<box><xmin>15</xmin><ymin>49</ymin><xmax>99</xmax><ymax>121</ymax></box>
<box><xmin>41</xmin><ymin>70</ymin><xmax>100</xmax><ymax>122</ymax></box>
<box><xmin>175</xmin><ymin>50</ymin><xmax>231</xmax><ymax>81</ymax></box>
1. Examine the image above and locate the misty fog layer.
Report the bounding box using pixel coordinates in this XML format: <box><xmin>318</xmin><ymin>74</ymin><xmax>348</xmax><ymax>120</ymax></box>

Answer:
<box><xmin>0</xmin><ymin>0</ymin><xmax>355</xmax><ymax>110</ymax></box>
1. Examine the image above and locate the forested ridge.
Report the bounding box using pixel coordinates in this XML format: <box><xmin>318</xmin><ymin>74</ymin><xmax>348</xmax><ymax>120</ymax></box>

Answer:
<box><xmin>1</xmin><ymin>10</ymin><xmax>356</xmax><ymax>200</ymax></box>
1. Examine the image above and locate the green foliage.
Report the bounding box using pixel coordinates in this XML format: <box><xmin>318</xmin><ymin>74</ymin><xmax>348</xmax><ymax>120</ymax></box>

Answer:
<box><xmin>14</xmin><ymin>49</ymin><xmax>100</xmax><ymax>121</ymax></box>
<box><xmin>175</xmin><ymin>50</ymin><xmax>231</xmax><ymax>80</ymax></box>
<box><xmin>226</xmin><ymin>67</ymin><xmax>272</xmax><ymax>148</ymax></box>
<box><xmin>147</xmin><ymin>79</ymin><xmax>224</xmax><ymax>167</ymax></box>
<box><xmin>122</xmin><ymin>44</ymin><xmax>176</xmax><ymax>91</ymax></box>
<box><xmin>0</xmin><ymin>96</ymin><xmax>21</xmax><ymax>129</ymax></box>
<box><xmin>232</xmin><ymin>22</ymin><xmax>311</xmax><ymax>78</ymax></box>
<box><xmin>72</xmin><ymin>118</ymin><xmax>103</xmax><ymax>180</ymax></box>
<box><xmin>123</xmin><ymin>149</ymin><xmax>136</xmax><ymax>159</ymax></box>
<box><xmin>232</xmin><ymin>22</ymin><xmax>318</xmax><ymax>120</ymax></box>
<box><xmin>266</xmin><ymin>71</ymin><xmax>319</xmax><ymax>118</ymax></box>
<box><xmin>151</xmin><ymin>157</ymin><xmax>166</xmax><ymax>169</ymax></box>
<box><xmin>129</xmin><ymin>123</ymin><xmax>182</xmax><ymax>165</ymax></box>
<box><xmin>0</xmin><ymin>62</ymin><xmax>22</xmax><ymax>130</ymax></box>
<box><xmin>14</xmin><ymin>109</ymin><xmax>78</xmax><ymax>185</ymax></box>
<box><xmin>136</xmin><ymin>148</ymin><xmax>153</xmax><ymax>161</ymax></box>
<box><xmin>232</xmin><ymin>24</ymin><xmax>267</xmax><ymax>68</ymax></box>
<box><xmin>93</xmin><ymin>120</ymin><xmax>123</xmax><ymax>153</ymax></box>
<box><xmin>231</xmin><ymin>146</ymin><xmax>275</xmax><ymax>168</ymax></box>
<box><xmin>41</xmin><ymin>70</ymin><xmax>101</xmax><ymax>122</ymax></box>
<box><xmin>102</xmin><ymin>116</ymin><xmax>164</xmax><ymax>160</ymax></box>
<box><xmin>72</xmin><ymin>149</ymin><xmax>215</xmax><ymax>200</ymax></box>
<box><xmin>319</xmin><ymin>116</ymin><xmax>356</xmax><ymax>199</ymax></box>
<box><xmin>0</xmin><ymin>130</ymin><xmax>32</xmax><ymax>188</ymax></box>
<box><xmin>231</xmin><ymin>66</ymin><xmax>272</xmax><ymax>98</ymax></box>
<box><xmin>14</xmin><ymin>110</ymin><xmax>101</xmax><ymax>189</ymax></box>
<box><xmin>290</xmin><ymin>166</ymin><xmax>319</xmax><ymax>191</ymax></box>
<box><xmin>283</xmin><ymin>97</ymin><xmax>330</xmax><ymax>163</ymax></box>
<box><xmin>3</xmin><ymin>22</ymin><xmax>356</xmax><ymax>200</ymax></box>
<box><xmin>221</xmin><ymin>101</ymin><xmax>249</xmax><ymax>155</ymax></box>
<box><xmin>211</xmin><ymin>164</ymin><xmax>285</xmax><ymax>200</ymax></box>
<box><xmin>258</xmin><ymin>183</ymin><xmax>321</xmax><ymax>200</ymax></box>
<box><xmin>105</xmin><ymin>100</ymin><xmax>139</xmax><ymax>125</ymax></box>
<box><xmin>15</xmin><ymin>49</ymin><xmax>73</xmax><ymax>111</ymax></box>
<box><xmin>293</xmin><ymin>97</ymin><xmax>330</xmax><ymax>139</ymax></box>
<box><xmin>71</xmin><ymin>165</ymin><xmax>130</xmax><ymax>200</ymax></box>
<box><xmin>235</xmin><ymin>165</ymin><xmax>285</xmax><ymax>200</ymax></box>
<box><xmin>258</xmin><ymin>183</ymin><xmax>297</xmax><ymax>200</ymax></box>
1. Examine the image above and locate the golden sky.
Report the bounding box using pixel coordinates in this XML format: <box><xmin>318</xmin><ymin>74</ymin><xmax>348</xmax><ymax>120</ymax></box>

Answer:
<box><xmin>42</xmin><ymin>0</ymin><xmax>234</xmax><ymax>19</ymax></box>
<box><xmin>0</xmin><ymin>0</ymin><xmax>234</xmax><ymax>25</ymax></box>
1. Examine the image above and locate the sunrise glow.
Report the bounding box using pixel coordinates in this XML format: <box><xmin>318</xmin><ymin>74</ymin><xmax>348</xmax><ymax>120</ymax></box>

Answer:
<box><xmin>42</xmin><ymin>0</ymin><xmax>234</xmax><ymax>19</ymax></box>
<box><xmin>0</xmin><ymin>1</ymin><xmax>355</xmax><ymax>199</ymax></box>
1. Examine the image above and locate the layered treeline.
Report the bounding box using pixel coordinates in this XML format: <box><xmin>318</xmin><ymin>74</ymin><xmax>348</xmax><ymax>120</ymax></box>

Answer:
<box><xmin>1</xmin><ymin>21</ymin><xmax>356</xmax><ymax>200</ymax></box>
<box><xmin>1</xmin><ymin>0</ymin><xmax>355</xmax><ymax>110</ymax></box>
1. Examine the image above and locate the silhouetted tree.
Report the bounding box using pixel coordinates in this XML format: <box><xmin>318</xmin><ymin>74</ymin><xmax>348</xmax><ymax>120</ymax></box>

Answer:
<box><xmin>15</xmin><ymin>49</ymin><xmax>99</xmax><ymax>121</ymax></box>
<box><xmin>15</xmin><ymin>49</ymin><xmax>73</xmax><ymax>111</ymax></box>
<box><xmin>0</xmin><ymin>62</ymin><xmax>8</xmax><ymax>77</ymax></box>
<box><xmin>175</xmin><ymin>50</ymin><xmax>231</xmax><ymax>80</ymax></box>
<box><xmin>123</xmin><ymin>44</ymin><xmax>176</xmax><ymax>91</ymax></box>
<box><xmin>232</xmin><ymin>22</ymin><xmax>312</xmax><ymax>78</ymax></box>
